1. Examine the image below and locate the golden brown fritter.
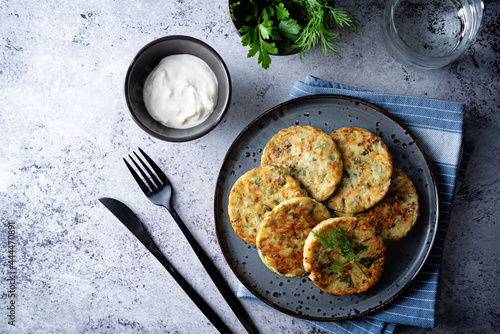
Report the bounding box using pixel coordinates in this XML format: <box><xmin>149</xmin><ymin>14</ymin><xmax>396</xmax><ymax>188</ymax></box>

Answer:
<box><xmin>256</xmin><ymin>197</ymin><xmax>331</xmax><ymax>277</ymax></box>
<box><xmin>326</xmin><ymin>127</ymin><xmax>393</xmax><ymax>213</ymax></box>
<box><xmin>303</xmin><ymin>217</ymin><xmax>386</xmax><ymax>295</ymax></box>
<box><xmin>356</xmin><ymin>168</ymin><xmax>419</xmax><ymax>244</ymax></box>
<box><xmin>228</xmin><ymin>165</ymin><xmax>307</xmax><ymax>244</ymax></box>
<box><xmin>261</xmin><ymin>125</ymin><xmax>343</xmax><ymax>202</ymax></box>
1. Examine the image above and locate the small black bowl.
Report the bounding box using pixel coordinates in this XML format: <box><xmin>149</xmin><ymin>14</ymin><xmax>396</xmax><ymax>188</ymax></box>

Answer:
<box><xmin>125</xmin><ymin>35</ymin><xmax>231</xmax><ymax>142</ymax></box>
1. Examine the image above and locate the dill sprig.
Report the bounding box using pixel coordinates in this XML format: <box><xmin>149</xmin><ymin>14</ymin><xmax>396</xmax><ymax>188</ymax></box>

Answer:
<box><xmin>294</xmin><ymin>0</ymin><xmax>362</xmax><ymax>61</ymax></box>
<box><xmin>230</xmin><ymin>0</ymin><xmax>362</xmax><ymax>69</ymax></box>
<box><xmin>313</xmin><ymin>227</ymin><xmax>369</xmax><ymax>278</ymax></box>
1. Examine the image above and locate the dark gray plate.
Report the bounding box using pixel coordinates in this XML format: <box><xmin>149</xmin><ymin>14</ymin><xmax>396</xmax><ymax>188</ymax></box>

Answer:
<box><xmin>214</xmin><ymin>95</ymin><xmax>439</xmax><ymax>321</ymax></box>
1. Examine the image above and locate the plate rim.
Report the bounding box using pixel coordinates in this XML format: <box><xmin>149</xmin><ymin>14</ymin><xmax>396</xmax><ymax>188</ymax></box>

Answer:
<box><xmin>213</xmin><ymin>94</ymin><xmax>440</xmax><ymax>321</ymax></box>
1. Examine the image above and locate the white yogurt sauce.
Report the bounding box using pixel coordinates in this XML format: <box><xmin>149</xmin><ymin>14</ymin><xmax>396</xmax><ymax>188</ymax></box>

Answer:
<box><xmin>143</xmin><ymin>54</ymin><xmax>218</xmax><ymax>129</ymax></box>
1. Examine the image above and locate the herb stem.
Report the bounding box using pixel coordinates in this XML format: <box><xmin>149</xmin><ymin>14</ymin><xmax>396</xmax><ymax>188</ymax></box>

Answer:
<box><xmin>230</xmin><ymin>0</ymin><xmax>362</xmax><ymax>69</ymax></box>
<box><xmin>313</xmin><ymin>227</ymin><xmax>369</xmax><ymax>278</ymax></box>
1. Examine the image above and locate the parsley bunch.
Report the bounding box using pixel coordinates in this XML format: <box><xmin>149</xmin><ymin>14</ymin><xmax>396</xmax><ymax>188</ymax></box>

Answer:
<box><xmin>230</xmin><ymin>0</ymin><xmax>362</xmax><ymax>69</ymax></box>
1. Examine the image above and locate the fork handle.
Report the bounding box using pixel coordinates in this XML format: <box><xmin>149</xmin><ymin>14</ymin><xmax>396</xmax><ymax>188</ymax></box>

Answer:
<box><xmin>167</xmin><ymin>207</ymin><xmax>259</xmax><ymax>334</ymax></box>
<box><xmin>149</xmin><ymin>247</ymin><xmax>233</xmax><ymax>334</ymax></box>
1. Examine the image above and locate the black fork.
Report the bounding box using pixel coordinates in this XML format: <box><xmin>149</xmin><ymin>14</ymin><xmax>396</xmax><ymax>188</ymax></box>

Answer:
<box><xmin>124</xmin><ymin>148</ymin><xmax>258</xmax><ymax>334</ymax></box>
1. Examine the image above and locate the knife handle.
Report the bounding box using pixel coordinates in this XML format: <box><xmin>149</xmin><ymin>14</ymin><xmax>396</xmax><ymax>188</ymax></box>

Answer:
<box><xmin>147</xmin><ymin>245</ymin><xmax>233</xmax><ymax>334</ymax></box>
<box><xmin>99</xmin><ymin>197</ymin><xmax>233</xmax><ymax>333</ymax></box>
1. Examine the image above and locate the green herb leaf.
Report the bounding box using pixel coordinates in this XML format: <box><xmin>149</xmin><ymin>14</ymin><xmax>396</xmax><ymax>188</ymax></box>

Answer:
<box><xmin>256</xmin><ymin>39</ymin><xmax>277</xmax><ymax>69</ymax></box>
<box><xmin>258</xmin><ymin>20</ymin><xmax>274</xmax><ymax>40</ymax></box>
<box><xmin>239</xmin><ymin>25</ymin><xmax>257</xmax><ymax>47</ymax></box>
<box><xmin>274</xmin><ymin>2</ymin><xmax>289</xmax><ymax>20</ymax></box>
<box><xmin>313</xmin><ymin>227</ymin><xmax>369</xmax><ymax>278</ymax></box>
<box><xmin>330</xmin><ymin>259</ymin><xmax>347</xmax><ymax>273</ymax></box>
<box><xmin>278</xmin><ymin>18</ymin><xmax>302</xmax><ymax>41</ymax></box>
<box><xmin>230</xmin><ymin>0</ymin><xmax>362</xmax><ymax>69</ymax></box>
<box><xmin>338</xmin><ymin>230</ymin><xmax>353</xmax><ymax>255</ymax></box>
<box><xmin>262</xmin><ymin>6</ymin><xmax>274</xmax><ymax>22</ymax></box>
<box><xmin>247</xmin><ymin>39</ymin><xmax>260</xmax><ymax>57</ymax></box>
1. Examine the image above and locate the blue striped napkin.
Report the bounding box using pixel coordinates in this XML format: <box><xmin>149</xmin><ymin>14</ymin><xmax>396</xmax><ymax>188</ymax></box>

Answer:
<box><xmin>237</xmin><ymin>75</ymin><xmax>469</xmax><ymax>333</ymax></box>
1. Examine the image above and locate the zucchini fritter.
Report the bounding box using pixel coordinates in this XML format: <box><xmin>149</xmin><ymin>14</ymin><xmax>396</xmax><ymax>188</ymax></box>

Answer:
<box><xmin>256</xmin><ymin>197</ymin><xmax>331</xmax><ymax>277</ymax></box>
<box><xmin>356</xmin><ymin>168</ymin><xmax>419</xmax><ymax>244</ymax></box>
<box><xmin>261</xmin><ymin>125</ymin><xmax>343</xmax><ymax>202</ymax></box>
<box><xmin>303</xmin><ymin>217</ymin><xmax>386</xmax><ymax>295</ymax></box>
<box><xmin>326</xmin><ymin>127</ymin><xmax>393</xmax><ymax>213</ymax></box>
<box><xmin>228</xmin><ymin>165</ymin><xmax>307</xmax><ymax>244</ymax></box>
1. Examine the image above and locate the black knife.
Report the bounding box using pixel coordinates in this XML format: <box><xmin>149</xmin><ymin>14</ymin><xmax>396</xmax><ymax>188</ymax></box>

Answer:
<box><xmin>99</xmin><ymin>197</ymin><xmax>233</xmax><ymax>334</ymax></box>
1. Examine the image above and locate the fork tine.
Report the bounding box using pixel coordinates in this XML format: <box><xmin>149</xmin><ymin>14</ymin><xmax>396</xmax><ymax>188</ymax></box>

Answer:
<box><xmin>123</xmin><ymin>158</ymin><xmax>150</xmax><ymax>194</ymax></box>
<box><xmin>138</xmin><ymin>148</ymin><xmax>169</xmax><ymax>184</ymax></box>
<box><xmin>129</xmin><ymin>153</ymin><xmax>159</xmax><ymax>191</ymax></box>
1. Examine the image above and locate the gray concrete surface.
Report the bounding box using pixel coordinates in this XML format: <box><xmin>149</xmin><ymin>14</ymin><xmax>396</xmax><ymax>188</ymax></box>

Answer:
<box><xmin>1</xmin><ymin>1</ymin><xmax>498</xmax><ymax>333</ymax></box>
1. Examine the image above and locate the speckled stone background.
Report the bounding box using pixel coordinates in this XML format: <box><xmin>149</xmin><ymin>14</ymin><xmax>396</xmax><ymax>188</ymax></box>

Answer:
<box><xmin>1</xmin><ymin>1</ymin><xmax>499</xmax><ymax>333</ymax></box>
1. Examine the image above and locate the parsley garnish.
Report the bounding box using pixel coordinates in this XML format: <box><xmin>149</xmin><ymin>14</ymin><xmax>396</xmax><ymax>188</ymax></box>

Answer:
<box><xmin>313</xmin><ymin>227</ymin><xmax>369</xmax><ymax>278</ymax></box>
<box><xmin>230</xmin><ymin>0</ymin><xmax>361</xmax><ymax>69</ymax></box>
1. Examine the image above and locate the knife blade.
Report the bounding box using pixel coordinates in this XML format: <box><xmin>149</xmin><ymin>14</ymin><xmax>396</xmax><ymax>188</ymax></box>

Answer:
<box><xmin>98</xmin><ymin>197</ymin><xmax>233</xmax><ymax>334</ymax></box>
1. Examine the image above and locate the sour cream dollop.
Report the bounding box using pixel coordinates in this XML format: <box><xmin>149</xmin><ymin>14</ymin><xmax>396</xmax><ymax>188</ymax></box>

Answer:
<box><xmin>143</xmin><ymin>54</ymin><xmax>218</xmax><ymax>129</ymax></box>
